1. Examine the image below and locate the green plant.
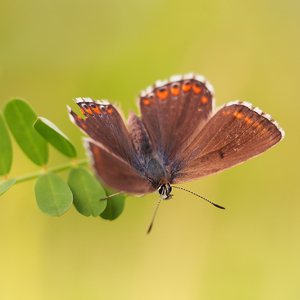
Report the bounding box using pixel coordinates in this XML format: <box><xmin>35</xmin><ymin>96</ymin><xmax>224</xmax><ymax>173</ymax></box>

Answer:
<box><xmin>0</xmin><ymin>99</ymin><xmax>125</xmax><ymax>220</ymax></box>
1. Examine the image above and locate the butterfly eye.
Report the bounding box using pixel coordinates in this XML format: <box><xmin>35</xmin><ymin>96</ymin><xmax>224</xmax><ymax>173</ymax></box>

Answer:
<box><xmin>166</xmin><ymin>184</ymin><xmax>172</xmax><ymax>194</ymax></box>
<box><xmin>158</xmin><ymin>186</ymin><xmax>164</xmax><ymax>195</ymax></box>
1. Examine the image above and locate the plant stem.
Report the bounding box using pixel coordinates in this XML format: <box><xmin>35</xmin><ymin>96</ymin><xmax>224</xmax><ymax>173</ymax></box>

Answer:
<box><xmin>15</xmin><ymin>158</ymin><xmax>88</xmax><ymax>183</ymax></box>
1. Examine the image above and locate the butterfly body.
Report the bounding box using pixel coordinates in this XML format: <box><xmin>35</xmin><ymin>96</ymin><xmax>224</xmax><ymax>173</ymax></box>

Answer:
<box><xmin>127</xmin><ymin>110</ymin><xmax>171</xmax><ymax>194</ymax></box>
<box><xmin>68</xmin><ymin>74</ymin><xmax>284</xmax><ymax>201</ymax></box>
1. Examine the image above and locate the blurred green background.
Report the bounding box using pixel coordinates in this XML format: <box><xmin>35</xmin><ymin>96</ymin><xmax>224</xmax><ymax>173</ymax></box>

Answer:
<box><xmin>0</xmin><ymin>0</ymin><xmax>298</xmax><ymax>299</ymax></box>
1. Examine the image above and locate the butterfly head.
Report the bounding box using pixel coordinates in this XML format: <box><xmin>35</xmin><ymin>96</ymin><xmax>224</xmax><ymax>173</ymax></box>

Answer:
<box><xmin>158</xmin><ymin>183</ymin><xmax>173</xmax><ymax>200</ymax></box>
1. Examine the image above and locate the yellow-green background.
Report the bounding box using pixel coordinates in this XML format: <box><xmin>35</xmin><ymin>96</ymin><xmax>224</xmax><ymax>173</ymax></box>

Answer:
<box><xmin>0</xmin><ymin>0</ymin><xmax>298</xmax><ymax>299</ymax></box>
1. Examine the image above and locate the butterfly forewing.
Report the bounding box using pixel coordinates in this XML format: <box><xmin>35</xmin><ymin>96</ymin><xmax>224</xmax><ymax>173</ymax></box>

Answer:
<box><xmin>69</xmin><ymin>99</ymin><xmax>137</xmax><ymax>167</ymax></box>
<box><xmin>140</xmin><ymin>75</ymin><xmax>214</xmax><ymax>164</ymax></box>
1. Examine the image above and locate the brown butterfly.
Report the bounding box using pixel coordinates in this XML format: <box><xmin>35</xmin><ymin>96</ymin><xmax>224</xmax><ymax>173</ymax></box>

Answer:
<box><xmin>68</xmin><ymin>74</ymin><xmax>284</xmax><ymax>232</ymax></box>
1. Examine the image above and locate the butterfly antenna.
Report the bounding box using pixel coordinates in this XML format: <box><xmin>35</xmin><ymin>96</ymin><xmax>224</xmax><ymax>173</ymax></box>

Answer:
<box><xmin>100</xmin><ymin>191</ymin><xmax>123</xmax><ymax>201</ymax></box>
<box><xmin>172</xmin><ymin>186</ymin><xmax>225</xmax><ymax>209</ymax></box>
<box><xmin>147</xmin><ymin>196</ymin><xmax>163</xmax><ymax>234</ymax></box>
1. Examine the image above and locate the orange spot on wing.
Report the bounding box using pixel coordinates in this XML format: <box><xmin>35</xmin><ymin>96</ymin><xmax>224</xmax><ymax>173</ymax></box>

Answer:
<box><xmin>107</xmin><ymin>107</ymin><xmax>114</xmax><ymax>114</ymax></box>
<box><xmin>193</xmin><ymin>83</ymin><xmax>202</xmax><ymax>94</ymax></box>
<box><xmin>93</xmin><ymin>146</ymin><xmax>100</xmax><ymax>155</ymax></box>
<box><xmin>201</xmin><ymin>96</ymin><xmax>208</xmax><ymax>104</ymax></box>
<box><xmin>244</xmin><ymin>117</ymin><xmax>252</xmax><ymax>124</ymax></box>
<box><xmin>82</xmin><ymin>124</ymin><xmax>87</xmax><ymax>130</ymax></box>
<box><xmin>143</xmin><ymin>98</ymin><xmax>150</xmax><ymax>106</ymax></box>
<box><xmin>233</xmin><ymin>111</ymin><xmax>243</xmax><ymax>119</ymax></box>
<box><xmin>76</xmin><ymin>115</ymin><xmax>83</xmax><ymax>120</ymax></box>
<box><xmin>80</xmin><ymin>108</ymin><xmax>86</xmax><ymax>115</ymax></box>
<box><xmin>171</xmin><ymin>86</ymin><xmax>180</xmax><ymax>96</ymax></box>
<box><xmin>92</xmin><ymin>106</ymin><xmax>100</xmax><ymax>114</ymax></box>
<box><xmin>86</xmin><ymin>108</ymin><xmax>93</xmax><ymax>115</ymax></box>
<box><xmin>182</xmin><ymin>82</ymin><xmax>191</xmax><ymax>92</ymax></box>
<box><xmin>156</xmin><ymin>89</ymin><xmax>168</xmax><ymax>100</ymax></box>
<box><xmin>253</xmin><ymin>122</ymin><xmax>262</xmax><ymax>129</ymax></box>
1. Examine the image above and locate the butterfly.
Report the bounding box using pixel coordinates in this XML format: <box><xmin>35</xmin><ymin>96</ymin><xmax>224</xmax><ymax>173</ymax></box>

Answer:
<box><xmin>68</xmin><ymin>73</ymin><xmax>284</xmax><ymax>232</ymax></box>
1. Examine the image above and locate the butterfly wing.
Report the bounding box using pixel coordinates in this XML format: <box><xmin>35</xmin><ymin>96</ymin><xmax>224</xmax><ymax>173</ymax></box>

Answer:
<box><xmin>84</xmin><ymin>138</ymin><xmax>154</xmax><ymax>194</ymax></box>
<box><xmin>139</xmin><ymin>74</ymin><xmax>214</xmax><ymax>163</ymax></box>
<box><xmin>68</xmin><ymin>98</ymin><xmax>154</xmax><ymax>194</ymax></box>
<box><xmin>169</xmin><ymin>101</ymin><xmax>284</xmax><ymax>183</ymax></box>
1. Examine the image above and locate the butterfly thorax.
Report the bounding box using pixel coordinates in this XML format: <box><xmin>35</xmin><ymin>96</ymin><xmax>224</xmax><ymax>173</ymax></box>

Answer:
<box><xmin>143</xmin><ymin>156</ymin><xmax>171</xmax><ymax>191</ymax></box>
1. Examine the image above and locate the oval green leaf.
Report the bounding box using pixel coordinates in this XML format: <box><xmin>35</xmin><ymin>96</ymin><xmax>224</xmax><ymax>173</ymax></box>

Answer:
<box><xmin>0</xmin><ymin>178</ymin><xmax>16</xmax><ymax>196</ymax></box>
<box><xmin>100</xmin><ymin>187</ymin><xmax>125</xmax><ymax>220</ymax></box>
<box><xmin>0</xmin><ymin>112</ymin><xmax>13</xmax><ymax>175</ymax></box>
<box><xmin>34</xmin><ymin>117</ymin><xmax>77</xmax><ymax>158</ymax></box>
<box><xmin>3</xmin><ymin>99</ymin><xmax>48</xmax><ymax>166</ymax></box>
<box><xmin>34</xmin><ymin>172</ymin><xmax>73</xmax><ymax>216</ymax></box>
<box><xmin>68</xmin><ymin>167</ymin><xmax>106</xmax><ymax>216</ymax></box>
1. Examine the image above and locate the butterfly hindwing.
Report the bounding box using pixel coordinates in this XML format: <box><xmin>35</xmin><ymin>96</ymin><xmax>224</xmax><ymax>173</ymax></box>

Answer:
<box><xmin>170</xmin><ymin>101</ymin><xmax>284</xmax><ymax>183</ymax></box>
<box><xmin>84</xmin><ymin>139</ymin><xmax>154</xmax><ymax>194</ymax></box>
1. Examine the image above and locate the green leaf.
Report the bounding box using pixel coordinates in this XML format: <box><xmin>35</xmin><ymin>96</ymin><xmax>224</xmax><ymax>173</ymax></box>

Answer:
<box><xmin>34</xmin><ymin>172</ymin><xmax>73</xmax><ymax>216</ymax></box>
<box><xmin>34</xmin><ymin>117</ymin><xmax>77</xmax><ymax>158</ymax></box>
<box><xmin>0</xmin><ymin>178</ymin><xmax>16</xmax><ymax>196</ymax></box>
<box><xmin>68</xmin><ymin>167</ymin><xmax>107</xmax><ymax>216</ymax></box>
<box><xmin>100</xmin><ymin>187</ymin><xmax>125</xmax><ymax>220</ymax></box>
<box><xmin>3</xmin><ymin>99</ymin><xmax>48</xmax><ymax>166</ymax></box>
<box><xmin>0</xmin><ymin>112</ymin><xmax>13</xmax><ymax>175</ymax></box>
